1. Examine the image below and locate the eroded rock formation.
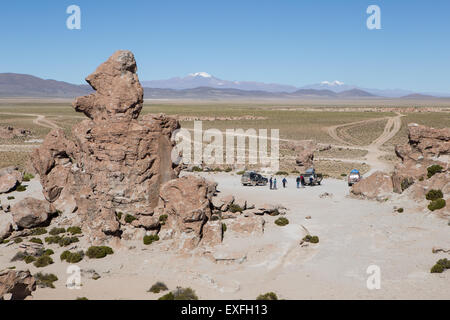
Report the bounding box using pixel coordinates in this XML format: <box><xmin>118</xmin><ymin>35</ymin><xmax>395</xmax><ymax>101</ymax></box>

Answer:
<box><xmin>0</xmin><ymin>270</ymin><xmax>36</xmax><ymax>300</ymax></box>
<box><xmin>352</xmin><ymin>123</ymin><xmax>449</xmax><ymax>212</ymax></box>
<box><xmin>33</xmin><ymin>51</ymin><xmax>181</xmax><ymax>241</ymax></box>
<box><xmin>0</xmin><ymin>167</ymin><xmax>22</xmax><ymax>194</ymax></box>
<box><xmin>392</xmin><ymin>123</ymin><xmax>449</xmax><ymax>194</ymax></box>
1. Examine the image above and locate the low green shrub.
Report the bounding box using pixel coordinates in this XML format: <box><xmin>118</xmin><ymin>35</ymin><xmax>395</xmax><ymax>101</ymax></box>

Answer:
<box><xmin>22</xmin><ymin>173</ymin><xmax>35</xmax><ymax>182</ymax></box>
<box><xmin>15</xmin><ymin>184</ymin><xmax>27</xmax><ymax>192</ymax></box>
<box><xmin>229</xmin><ymin>204</ymin><xmax>243</xmax><ymax>213</ymax></box>
<box><xmin>256</xmin><ymin>292</ymin><xmax>278</xmax><ymax>300</ymax></box>
<box><xmin>275</xmin><ymin>217</ymin><xmax>289</xmax><ymax>226</ymax></box>
<box><xmin>303</xmin><ymin>235</ymin><xmax>320</xmax><ymax>244</ymax></box>
<box><xmin>58</xmin><ymin>237</ymin><xmax>79</xmax><ymax>247</ymax></box>
<box><xmin>427</xmin><ymin>165</ymin><xmax>443</xmax><ymax>178</ymax></box>
<box><xmin>426</xmin><ymin>189</ymin><xmax>444</xmax><ymax>201</ymax></box>
<box><xmin>159</xmin><ymin>214</ymin><xmax>168</xmax><ymax>223</ymax></box>
<box><xmin>125</xmin><ymin>214</ymin><xmax>137</xmax><ymax>224</ymax></box>
<box><xmin>76</xmin><ymin>297</ymin><xmax>88</xmax><ymax>300</ymax></box>
<box><xmin>34</xmin><ymin>272</ymin><xmax>58</xmax><ymax>288</ymax></box>
<box><xmin>49</xmin><ymin>227</ymin><xmax>66</xmax><ymax>236</ymax></box>
<box><xmin>45</xmin><ymin>236</ymin><xmax>62</xmax><ymax>244</ymax></box>
<box><xmin>428</xmin><ymin>199</ymin><xmax>446</xmax><ymax>211</ymax></box>
<box><xmin>143</xmin><ymin>234</ymin><xmax>160</xmax><ymax>245</ymax></box>
<box><xmin>224</xmin><ymin>167</ymin><xmax>232</xmax><ymax>173</ymax></box>
<box><xmin>60</xmin><ymin>250</ymin><xmax>84</xmax><ymax>263</ymax></box>
<box><xmin>222</xmin><ymin>223</ymin><xmax>227</xmax><ymax>234</ymax></box>
<box><xmin>86</xmin><ymin>246</ymin><xmax>114</xmax><ymax>259</ymax></box>
<box><xmin>192</xmin><ymin>166</ymin><xmax>203</xmax><ymax>172</ymax></box>
<box><xmin>7</xmin><ymin>196</ymin><xmax>15</xmax><ymax>200</ymax></box>
<box><xmin>67</xmin><ymin>226</ymin><xmax>82</xmax><ymax>235</ymax></box>
<box><xmin>159</xmin><ymin>287</ymin><xmax>198</xmax><ymax>300</ymax></box>
<box><xmin>431</xmin><ymin>264</ymin><xmax>445</xmax><ymax>273</ymax></box>
<box><xmin>148</xmin><ymin>282</ymin><xmax>168</xmax><ymax>294</ymax></box>
<box><xmin>236</xmin><ymin>171</ymin><xmax>245</xmax><ymax>175</ymax></box>
<box><xmin>34</xmin><ymin>255</ymin><xmax>54</xmax><ymax>268</ymax></box>
<box><xmin>30</xmin><ymin>238</ymin><xmax>43</xmax><ymax>245</ymax></box>
<box><xmin>116</xmin><ymin>212</ymin><xmax>123</xmax><ymax>220</ymax></box>
<box><xmin>13</xmin><ymin>238</ymin><xmax>23</xmax><ymax>244</ymax></box>
<box><xmin>31</xmin><ymin>227</ymin><xmax>47</xmax><ymax>236</ymax></box>
<box><xmin>43</xmin><ymin>249</ymin><xmax>54</xmax><ymax>256</ymax></box>
<box><xmin>397</xmin><ymin>208</ymin><xmax>404</xmax><ymax>213</ymax></box>
<box><xmin>275</xmin><ymin>171</ymin><xmax>289</xmax><ymax>176</ymax></box>
<box><xmin>24</xmin><ymin>255</ymin><xmax>36</xmax><ymax>264</ymax></box>
<box><xmin>436</xmin><ymin>258</ymin><xmax>450</xmax><ymax>269</ymax></box>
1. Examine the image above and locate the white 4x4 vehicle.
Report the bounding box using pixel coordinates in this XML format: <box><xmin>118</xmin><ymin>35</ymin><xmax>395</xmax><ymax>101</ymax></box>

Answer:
<box><xmin>348</xmin><ymin>169</ymin><xmax>361</xmax><ymax>186</ymax></box>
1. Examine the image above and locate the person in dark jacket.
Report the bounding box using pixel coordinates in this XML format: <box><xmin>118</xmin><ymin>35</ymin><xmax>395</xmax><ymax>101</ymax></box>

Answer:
<box><xmin>282</xmin><ymin>177</ymin><xmax>287</xmax><ymax>188</ymax></box>
<box><xmin>296</xmin><ymin>176</ymin><xmax>301</xmax><ymax>188</ymax></box>
<box><xmin>300</xmin><ymin>175</ymin><xmax>305</xmax><ymax>188</ymax></box>
<box><xmin>269</xmin><ymin>177</ymin><xmax>273</xmax><ymax>189</ymax></box>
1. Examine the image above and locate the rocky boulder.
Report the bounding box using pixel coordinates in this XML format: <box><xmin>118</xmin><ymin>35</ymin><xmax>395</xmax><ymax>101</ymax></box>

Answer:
<box><xmin>156</xmin><ymin>175</ymin><xmax>214</xmax><ymax>249</ymax></box>
<box><xmin>286</xmin><ymin>140</ymin><xmax>317</xmax><ymax>168</ymax></box>
<box><xmin>0</xmin><ymin>213</ymin><xmax>13</xmax><ymax>240</ymax></box>
<box><xmin>32</xmin><ymin>51</ymin><xmax>181</xmax><ymax>241</ymax></box>
<box><xmin>11</xmin><ymin>197</ymin><xmax>56</xmax><ymax>229</ymax></box>
<box><xmin>351</xmin><ymin>171</ymin><xmax>394</xmax><ymax>201</ymax></box>
<box><xmin>392</xmin><ymin>123</ymin><xmax>449</xmax><ymax>194</ymax></box>
<box><xmin>0</xmin><ymin>270</ymin><xmax>36</xmax><ymax>300</ymax></box>
<box><xmin>0</xmin><ymin>167</ymin><xmax>23</xmax><ymax>194</ymax></box>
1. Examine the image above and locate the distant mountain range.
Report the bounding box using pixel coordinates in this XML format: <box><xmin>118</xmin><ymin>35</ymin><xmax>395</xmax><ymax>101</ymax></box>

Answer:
<box><xmin>0</xmin><ymin>72</ymin><xmax>448</xmax><ymax>100</ymax></box>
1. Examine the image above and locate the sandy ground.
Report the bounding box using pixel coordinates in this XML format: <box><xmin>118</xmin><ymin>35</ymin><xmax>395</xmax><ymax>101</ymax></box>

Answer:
<box><xmin>1</xmin><ymin>173</ymin><xmax>449</xmax><ymax>300</ymax></box>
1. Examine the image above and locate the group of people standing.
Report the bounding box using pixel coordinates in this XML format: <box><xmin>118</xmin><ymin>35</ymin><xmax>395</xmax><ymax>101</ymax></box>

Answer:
<box><xmin>269</xmin><ymin>175</ymin><xmax>306</xmax><ymax>190</ymax></box>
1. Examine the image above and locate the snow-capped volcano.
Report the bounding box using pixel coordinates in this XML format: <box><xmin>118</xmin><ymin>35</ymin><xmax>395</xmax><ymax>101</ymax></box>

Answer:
<box><xmin>188</xmin><ymin>72</ymin><xmax>212</xmax><ymax>78</ymax></box>
<box><xmin>300</xmin><ymin>81</ymin><xmax>356</xmax><ymax>93</ymax></box>
<box><xmin>141</xmin><ymin>73</ymin><xmax>298</xmax><ymax>92</ymax></box>
<box><xmin>320</xmin><ymin>80</ymin><xmax>345</xmax><ymax>86</ymax></box>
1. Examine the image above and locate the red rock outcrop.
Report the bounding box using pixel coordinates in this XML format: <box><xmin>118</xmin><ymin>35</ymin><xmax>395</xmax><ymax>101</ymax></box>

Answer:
<box><xmin>392</xmin><ymin>123</ymin><xmax>449</xmax><ymax>194</ymax></box>
<box><xmin>32</xmin><ymin>51</ymin><xmax>181</xmax><ymax>241</ymax></box>
<box><xmin>351</xmin><ymin>171</ymin><xmax>394</xmax><ymax>201</ymax></box>
<box><xmin>0</xmin><ymin>270</ymin><xmax>36</xmax><ymax>300</ymax></box>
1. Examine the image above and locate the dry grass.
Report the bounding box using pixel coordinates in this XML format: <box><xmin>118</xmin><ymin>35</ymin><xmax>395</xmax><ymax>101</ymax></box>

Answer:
<box><xmin>336</xmin><ymin>119</ymin><xmax>388</xmax><ymax>146</ymax></box>
<box><xmin>316</xmin><ymin>147</ymin><xmax>368</xmax><ymax>160</ymax></box>
<box><xmin>0</xmin><ymin>151</ymin><xmax>30</xmax><ymax>171</ymax></box>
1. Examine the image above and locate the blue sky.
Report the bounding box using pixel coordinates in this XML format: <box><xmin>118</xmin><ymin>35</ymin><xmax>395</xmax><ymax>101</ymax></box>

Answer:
<box><xmin>0</xmin><ymin>0</ymin><xmax>449</xmax><ymax>92</ymax></box>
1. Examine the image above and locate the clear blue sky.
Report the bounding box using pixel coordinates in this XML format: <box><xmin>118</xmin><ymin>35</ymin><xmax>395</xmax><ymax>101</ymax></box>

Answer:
<box><xmin>0</xmin><ymin>0</ymin><xmax>449</xmax><ymax>92</ymax></box>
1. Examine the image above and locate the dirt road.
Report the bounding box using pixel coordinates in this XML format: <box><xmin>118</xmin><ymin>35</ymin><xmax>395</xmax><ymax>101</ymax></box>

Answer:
<box><xmin>325</xmin><ymin>113</ymin><xmax>404</xmax><ymax>173</ymax></box>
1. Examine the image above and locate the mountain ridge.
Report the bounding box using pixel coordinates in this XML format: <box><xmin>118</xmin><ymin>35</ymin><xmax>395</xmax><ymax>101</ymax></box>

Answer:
<box><xmin>0</xmin><ymin>72</ymin><xmax>445</xmax><ymax>100</ymax></box>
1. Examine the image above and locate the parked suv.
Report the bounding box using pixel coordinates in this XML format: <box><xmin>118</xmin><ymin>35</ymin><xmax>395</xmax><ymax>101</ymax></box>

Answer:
<box><xmin>241</xmin><ymin>171</ymin><xmax>268</xmax><ymax>186</ymax></box>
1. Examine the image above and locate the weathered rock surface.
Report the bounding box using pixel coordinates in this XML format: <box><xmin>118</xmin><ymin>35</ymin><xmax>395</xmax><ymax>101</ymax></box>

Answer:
<box><xmin>286</xmin><ymin>140</ymin><xmax>317</xmax><ymax>168</ymax></box>
<box><xmin>0</xmin><ymin>270</ymin><xmax>36</xmax><ymax>300</ymax></box>
<box><xmin>156</xmin><ymin>175</ymin><xmax>213</xmax><ymax>249</ymax></box>
<box><xmin>11</xmin><ymin>197</ymin><xmax>56</xmax><ymax>229</ymax></box>
<box><xmin>32</xmin><ymin>51</ymin><xmax>181</xmax><ymax>241</ymax></box>
<box><xmin>0</xmin><ymin>213</ymin><xmax>13</xmax><ymax>239</ymax></box>
<box><xmin>392</xmin><ymin>123</ymin><xmax>449</xmax><ymax>194</ymax></box>
<box><xmin>0</xmin><ymin>167</ymin><xmax>22</xmax><ymax>194</ymax></box>
<box><xmin>351</xmin><ymin>171</ymin><xmax>394</xmax><ymax>201</ymax></box>
<box><xmin>225</xmin><ymin>216</ymin><xmax>265</xmax><ymax>237</ymax></box>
